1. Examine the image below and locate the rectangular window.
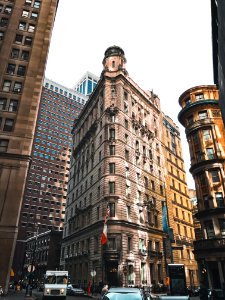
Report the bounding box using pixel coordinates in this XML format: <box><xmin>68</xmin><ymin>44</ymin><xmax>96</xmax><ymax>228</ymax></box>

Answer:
<box><xmin>216</xmin><ymin>192</ymin><xmax>224</xmax><ymax>208</ymax></box>
<box><xmin>0</xmin><ymin>139</ymin><xmax>9</xmax><ymax>152</ymax></box>
<box><xmin>13</xmin><ymin>82</ymin><xmax>22</xmax><ymax>93</ymax></box>
<box><xmin>19</xmin><ymin>22</ymin><xmax>26</xmax><ymax>30</ymax></box>
<box><xmin>15</xmin><ymin>34</ymin><xmax>23</xmax><ymax>44</ymax></box>
<box><xmin>203</xmin><ymin>129</ymin><xmax>211</xmax><ymax>141</ymax></box>
<box><xmin>11</xmin><ymin>48</ymin><xmax>20</xmax><ymax>59</ymax></box>
<box><xmin>205</xmin><ymin>220</ymin><xmax>215</xmax><ymax>239</ymax></box>
<box><xmin>109</xmin><ymin>163</ymin><xmax>115</xmax><ymax>174</ymax></box>
<box><xmin>109</xmin><ymin>182</ymin><xmax>115</xmax><ymax>194</ymax></box>
<box><xmin>28</xmin><ymin>24</ymin><xmax>35</xmax><ymax>33</ymax></box>
<box><xmin>109</xmin><ymin>128</ymin><xmax>115</xmax><ymax>139</ymax></box>
<box><xmin>3</xmin><ymin>118</ymin><xmax>14</xmax><ymax>131</ymax></box>
<box><xmin>219</xmin><ymin>219</ymin><xmax>225</xmax><ymax>236</ymax></box>
<box><xmin>108</xmin><ymin>238</ymin><xmax>116</xmax><ymax>250</ymax></box>
<box><xmin>128</xmin><ymin>236</ymin><xmax>132</xmax><ymax>252</ymax></box>
<box><xmin>24</xmin><ymin>36</ymin><xmax>32</xmax><ymax>46</ymax></box>
<box><xmin>21</xmin><ymin>50</ymin><xmax>29</xmax><ymax>60</ymax></box>
<box><xmin>34</xmin><ymin>1</ymin><xmax>41</xmax><ymax>9</ymax></box>
<box><xmin>0</xmin><ymin>31</ymin><xmax>4</xmax><ymax>40</ymax></box>
<box><xmin>0</xmin><ymin>18</ymin><xmax>8</xmax><ymax>27</ymax></box>
<box><xmin>17</xmin><ymin>65</ymin><xmax>26</xmax><ymax>76</ymax></box>
<box><xmin>196</xmin><ymin>93</ymin><xmax>204</xmax><ymax>101</ymax></box>
<box><xmin>8</xmin><ymin>100</ymin><xmax>18</xmax><ymax>112</ymax></box>
<box><xmin>198</xmin><ymin>110</ymin><xmax>208</xmax><ymax>120</ymax></box>
<box><xmin>125</xmin><ymin>149</ymin><xmax>129</xmax><ymax>160</ymax></box>
<box><xmin>127</xmin><ymin>205</ymin><xmax>130</xmax><ymax>220</ymax></box>
<box><xmin>206</xmin><ymin>148</ymin><xmax>214</xmax><ymax>160</ymax></box>
<box><xmin>22</xmin><ymin>10</ymin><xmax>29</xmax><ymax>17</ymax></box>
<box><xmin>31</xmin><ymin>12</ymin><xmax>38</xmax><ymax>19</ymax></box>
<box><xmin>3</xmin><ymin>80</ymin><xmax>11</xmax><ymax>92</ymax></box>
<box><xmin>109</xmin><ymin>145</ymin><xmax>115</xmax><ymax>155</ymax></box>
<box><xmin>0</xmin><ymin>98</ymin><xmax>7</xmax><ymax>110</ymax></box>
<box><xmin>6</xmin><ymin>64</ymin><xmax>16</xmax><ymax>75</ymax></box>
<box><xmin>211</xmin><ymin>170</ymin><xmax>220</xmax><ymax>183</ymax></box>
<box><xmin>109</xmin><ymin>202</ymin><xmax>115</xmax><ymax>217</ymax></box>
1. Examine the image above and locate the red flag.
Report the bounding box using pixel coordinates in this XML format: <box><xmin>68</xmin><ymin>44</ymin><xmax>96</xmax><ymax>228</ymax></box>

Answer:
<box><xmin>101</xmin><ymin>223</ymin><xmax>107</xmax><ymax>245</ymax></box>
<box><xmin>101</xmin><ymin>205</ymin><xmax>110</xmax><ymax>245</ymax></box>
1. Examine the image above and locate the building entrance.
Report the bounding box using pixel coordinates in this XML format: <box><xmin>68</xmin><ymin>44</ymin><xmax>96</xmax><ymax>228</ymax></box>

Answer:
<box><xmin>106</xmin><ymin>262</ymin><xmax>119</xmax><ymax>287</ymax></box>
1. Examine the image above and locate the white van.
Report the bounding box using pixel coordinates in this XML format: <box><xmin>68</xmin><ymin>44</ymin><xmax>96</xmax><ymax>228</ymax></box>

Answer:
<box><xmin>43</xmin><ymin>270</ymin><xmax>68</xmax><ymax>300</ymax></box>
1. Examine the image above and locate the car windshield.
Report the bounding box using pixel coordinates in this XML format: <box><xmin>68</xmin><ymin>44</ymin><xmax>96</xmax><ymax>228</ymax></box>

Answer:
<box><xmin>103</xmin><ymin>293</ymin><xmax>142</xmax><ymax>300</ymax></box>
<box><xmin>45</xmin><ymin>275</ymin><xmax>67</xmax><ymax>284</ymax></box>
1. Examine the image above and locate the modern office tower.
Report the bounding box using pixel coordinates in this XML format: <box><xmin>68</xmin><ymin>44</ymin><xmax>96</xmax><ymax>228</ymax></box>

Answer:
<box><xmin>0</xmin><ymin>0</ymin><xmax>58</xmax><ymax>291</ymax></box>
<box><xmin>13</xmin><ymin>78</ymin><xmax>87</xmax><ymax>280</ymax></box>
<box><xmin>61</xmin><ymin>45</ymin><xmax>175</xmax><ymax>288</ymax></box>
<box><xmin>178</xmin><ymin>85</ymin><xmax>225</xmax><ymax>289</ymax></box>
<box><xmin>74</xmin><ymin>71</ymin><xmax>99</xmax><ymax>96</ymax></box>
<box><xmin>162</xmin><ymin>114</ymin><xmax>199</xmax><ymax>287</ymax></box>
<box><xmin>211</xmin><ymin>0</ymin><xmax>225</xmax><ymax>125</ymax></box>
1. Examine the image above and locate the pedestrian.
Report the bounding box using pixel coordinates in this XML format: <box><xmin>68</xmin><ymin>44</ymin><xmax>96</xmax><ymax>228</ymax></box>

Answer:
<box><xmin>101</xmin><ymin>284</ymin><xmax>108</xmax><ymax>296</ymax></box>
<box><xmin>87</xmin><ymin>282</ymin><xmax>91</xmax><ymax>296</ymax></box>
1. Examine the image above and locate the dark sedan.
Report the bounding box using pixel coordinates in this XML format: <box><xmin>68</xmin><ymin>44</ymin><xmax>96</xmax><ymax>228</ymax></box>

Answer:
<box><xmin>66</xmin><ymin>284</ymin><xmax>85</xmax><ymax>296</ymax></box>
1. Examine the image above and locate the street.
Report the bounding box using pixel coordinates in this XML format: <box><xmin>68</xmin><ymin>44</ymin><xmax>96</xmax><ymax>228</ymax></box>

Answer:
<box><xmin>1</xmin><ymin>290</ymin><xmax>200</xmax><ymax>300</ymax></box>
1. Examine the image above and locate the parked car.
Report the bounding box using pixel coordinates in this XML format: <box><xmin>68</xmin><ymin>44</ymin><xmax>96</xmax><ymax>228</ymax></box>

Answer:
<box><xmin>66</xmin><ymin>284</ymin><xmax>85</xmax><ymax>296</ymax></box>
<box><xmin>101</xmin><ymin>287</ymin><xmax>151</xmax><ymax>300</ymax></box>
<box><xmin>208</xmin><ymin>289</ymin><xmax>224</xmax><ymax>299</ymax></box>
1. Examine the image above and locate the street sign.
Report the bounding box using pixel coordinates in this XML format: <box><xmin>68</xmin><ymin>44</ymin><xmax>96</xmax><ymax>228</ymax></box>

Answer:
<box><xmin>90</xmin><ymin>270</ymin><xmax>96</xmax><ymax>277</ymax></box>
<box><xmin>27</xmin><ymin>265</ymin><xmax>35</xmax><ymax>273</ymax></box>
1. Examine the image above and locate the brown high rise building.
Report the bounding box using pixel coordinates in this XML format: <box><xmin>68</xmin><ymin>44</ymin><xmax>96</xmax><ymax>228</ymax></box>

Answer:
<box><xmin>12</xmin><ymin>78</ymin><xmax>87</xmax><ymax>280</ymax></box>
<box><xmin>178</xmin><ymin>85</ymin><xmax>225</xmax><ymax>289</ymax></box>
<box><xmin>60</xmin><ymin>46</ymin><xmax>198</xmax><ymax>289</ymax></box>
<box><xmin>0</xmin><ymin>0</ymin><xmax>58</xmax><ymax>292</ymax></box>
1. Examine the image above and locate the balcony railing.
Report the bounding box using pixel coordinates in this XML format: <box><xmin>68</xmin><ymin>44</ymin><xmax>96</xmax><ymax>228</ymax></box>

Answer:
<box><xmin>194</xmin><ymin>238</ymin><xmax>225</xmax><ymax>251</ymax></box>
<box><xmin>148</xmin><ymin>250</ymin><xmax>163</xmax><ymax>259</ymax></box>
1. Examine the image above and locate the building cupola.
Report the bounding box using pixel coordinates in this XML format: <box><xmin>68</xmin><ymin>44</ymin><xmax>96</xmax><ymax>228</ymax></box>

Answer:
<box><xmin>102</xmin><ymin>45</ymin><xmax>128</xmax><ymax>75</ymax></box>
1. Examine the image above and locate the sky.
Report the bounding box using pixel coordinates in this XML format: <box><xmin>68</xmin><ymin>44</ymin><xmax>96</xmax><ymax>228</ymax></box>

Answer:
<box><xmin>45</xmin><ymin>0</ymin><xmax>214</xmax><ymax>189</ymax></box>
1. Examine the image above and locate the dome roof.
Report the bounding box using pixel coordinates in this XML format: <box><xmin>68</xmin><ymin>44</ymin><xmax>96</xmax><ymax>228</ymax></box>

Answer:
<box><xmin>104</xmin><ymin>45</ymin><xmax>125</xmax><ymax>58</ymax></box>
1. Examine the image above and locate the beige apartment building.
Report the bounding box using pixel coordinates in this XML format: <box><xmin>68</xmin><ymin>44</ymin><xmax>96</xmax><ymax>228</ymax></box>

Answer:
<box><xmin>162</xmin><ymin>114</ymin><xmax>199</xmax><ymax>287</ymax></box>
<box><xmin>61</xmin><ymin>46</ymin><xmax>198</xmax><ymax>289</ymax></box>
<box><xmin>178</xmin><ymin>85</ymin><xmax>225</xmax><ymax>289</ymax></box>
<box><xmin>0</xmin><ymin>0</ymin><xmax>58</xmax><ymax>291</ymax></box>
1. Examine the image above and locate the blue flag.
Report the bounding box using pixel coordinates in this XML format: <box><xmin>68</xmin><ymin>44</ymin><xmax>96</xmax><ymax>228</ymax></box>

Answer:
<box><xmin>162</xmin><ymin>205</ymin><xmax>169</xmax><ymax>233</ymax></box>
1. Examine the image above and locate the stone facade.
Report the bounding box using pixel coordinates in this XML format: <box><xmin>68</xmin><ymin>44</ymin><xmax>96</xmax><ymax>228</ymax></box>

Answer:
<box><xmin>61</xmin><ymin>46</ymin><xmax>198</xmax><ymax>289</ymax></box>
<box><xmin>162</xmin><ymin>115</ymin><xmax>199</xmax><ymax>287</ymax></box>
<box><xmin>0</xmin><ymin>0</ymin><xmax>58</xmax><ymax>292</ymax></box>
<box><xmin>178</xmin><ymin>85</ymin><xmax>225</xmax><ymax>289</ymax></box>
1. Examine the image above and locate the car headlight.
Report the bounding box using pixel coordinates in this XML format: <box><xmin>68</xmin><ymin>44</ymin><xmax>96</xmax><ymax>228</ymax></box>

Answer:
<box><xmin>46</xmin><ymin>289</ymin><xmax>50</xmax><ymax>294</ymax></box>
<box><xmin>60</xmin><ymin>289</ymin><xmax>65</xmax><ymax>294</ymax></box>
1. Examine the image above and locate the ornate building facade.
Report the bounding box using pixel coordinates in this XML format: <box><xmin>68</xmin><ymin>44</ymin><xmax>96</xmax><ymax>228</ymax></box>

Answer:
<box><xmin>0</xmin><ymin>0</ymin><xmax>58</xmax><ymax>291</ymax></box>
<box><xmin>61</xmin><ymin>46</ymin><xmax>198</xmax><ymax>289</ymax></box>
<box><xmin>178</xmin><ymin>85</ymin><xmax>225</xmax><ymax>289</ymax></box>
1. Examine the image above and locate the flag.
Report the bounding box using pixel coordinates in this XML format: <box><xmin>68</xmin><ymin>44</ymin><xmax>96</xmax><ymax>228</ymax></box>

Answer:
<box><xmin>162</xmin><ymin>205</ymin><xmax>169</xmax><ymax>233</ymax></box>
<box><xmin>101</xmin><ymin>223</ymin><xmax>108</xmax><ymax>245</ymax></box>
<box><xmin>101</xmin><ymin>205</ymin><xmax>110</xmax><ymax>245</ymax></box>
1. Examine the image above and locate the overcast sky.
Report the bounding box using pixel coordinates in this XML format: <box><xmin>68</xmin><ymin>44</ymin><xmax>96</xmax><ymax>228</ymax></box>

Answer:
<box><xmin>45</xmin><ymin>0</ymin><xmax>214</xmax><ymax>189</ymax></box>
